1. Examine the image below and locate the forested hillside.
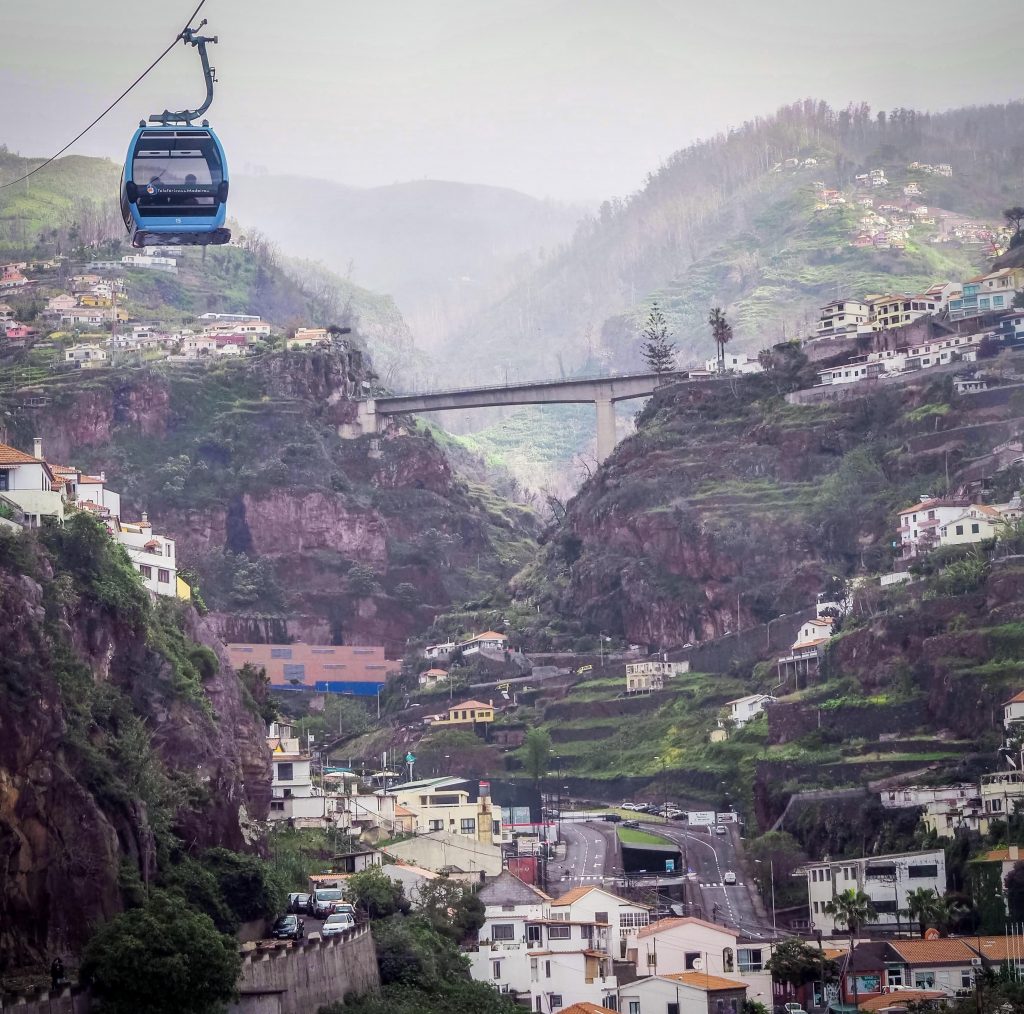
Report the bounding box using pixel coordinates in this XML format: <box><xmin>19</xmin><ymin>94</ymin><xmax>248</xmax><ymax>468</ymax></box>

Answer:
<box><xmin>445</xmin><ymin>100</ymin><xmax>1024</xmax><ymax>381</ymax></box>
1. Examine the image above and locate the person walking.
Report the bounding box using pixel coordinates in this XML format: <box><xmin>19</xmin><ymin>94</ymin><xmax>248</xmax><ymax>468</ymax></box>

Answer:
<box><xmin>50</xmin><ymin>956</ymin><xmax>64</xmax><ymax>992</ymax></box>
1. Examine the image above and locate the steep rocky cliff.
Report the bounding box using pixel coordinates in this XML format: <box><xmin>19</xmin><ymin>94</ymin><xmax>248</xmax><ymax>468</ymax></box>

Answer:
<box><xmin>0</xmin><ymin>517</ymin><xmax>271</xmax><ymax>967</ymax></box>
<box><xmin>2</xmin><ymin>349</ymin><xmax>538</xmax><ymax>652</ymax></box>
<box><xmin>513</xmin><ymin>366</ymin><xmax>1024</xmax><ymax>649</ymax></box>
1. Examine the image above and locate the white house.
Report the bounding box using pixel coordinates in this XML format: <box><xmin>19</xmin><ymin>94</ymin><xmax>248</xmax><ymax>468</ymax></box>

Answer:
<box><xmin>802</xmin><ymin>848</ymin><xmax>946</xmax><ymax>934</ymax></box>
<box><xmin>460</xmin><ymin>630</ymin><xmax>509</xmax><ymax>655</ymax></box>
<box><xmin>116</xmin><ymin>513</ymin><xmax>179</xmax><ymax>598</ymax></box>
<box><xmin>937</xmin><ymin>505</ymin><xmax>1002</xmax><ymax>547</ymax></box>
<box><xmin>470</xmin><ymin>876</ymin><xmax>620</xmax><ymax>1014</ymax></box>
<box><xmin>0</xmin><ymin>438</ymin><xmax>65</xmax><ymax>526</ymax></box>
<box><xmin>65</xmin><ymin>343</ymin><xmax>108</xmax><ymax>365</ymax></box>
<box><xmin>897</xmin><ymin>497</ymin><xmax>971</xmax><ymax>558</ymax></box>
<box><xmin>418</xmin><ymin>667</ymin><xmax>449</xmax><ymax>686</ymax></box>
<box><xmin>722</xmin><ymin>694</ymin><xmax>774</xmax><ymax>729</ymax></box>
<box><xmin>626</xmin><ymin>660</ymin><xmax>689</xmax><ymax>679</ymax></box>
<box><xmin>816</xmin><ymin>300</ymin><xmax>871</xmax><ymax>337</ymax></box>
<box><xmin>550</xmin><ymin>886</ymin><xmax>651</xmax><ymax>962</ymax></box>
<box><xmin>704</xmin><ymin>353</ymin><xmax>764</xmax><ymax>374</ymax></box>
<box><xmin>880</xmin><ymin>784</ymin><xmax>978</xmax><ymax>810</ymax></box>
<box><xmin>615</xmin><ymin>972</ymin><xmax>749</xmax><ymax>1014</ymax></box>
<box><xmin>1004</xmin><ymin>691</ymin><xmax>1024</xmax><ymax>731</ymax></box>
<box><xmin>626</xmin><ymin>670</ymin><xmax>663</xmax><ymax>693</ymax></box>
<box><xmin>268</xmin><ymin>727</ymin><xmax>323</xmax><ymax>822</ymax></box>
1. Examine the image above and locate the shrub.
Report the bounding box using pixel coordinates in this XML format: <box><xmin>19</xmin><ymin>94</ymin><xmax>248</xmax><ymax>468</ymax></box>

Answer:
<box><xmin>81</xmin><ymin>890</ymin><xmax>241</xmax><ymax>1014</ymax></box>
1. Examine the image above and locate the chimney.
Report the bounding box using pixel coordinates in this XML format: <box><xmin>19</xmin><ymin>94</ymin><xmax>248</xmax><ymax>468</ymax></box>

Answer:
<box><xmin>32</xmin><ymin>437</ymin><xmax>42</xmax><ymax>459</ymax></box>
<box><xmin>141</xmin><ymin>511</ymin><xmax>150</xmax><ymax>528</ymax></box>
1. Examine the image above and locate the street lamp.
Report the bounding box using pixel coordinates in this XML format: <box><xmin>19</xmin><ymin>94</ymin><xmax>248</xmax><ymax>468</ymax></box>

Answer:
<box><xmin>754</xmin><ymin>858</ymin><xmax>777</xmax><ymax>939</ymax></box>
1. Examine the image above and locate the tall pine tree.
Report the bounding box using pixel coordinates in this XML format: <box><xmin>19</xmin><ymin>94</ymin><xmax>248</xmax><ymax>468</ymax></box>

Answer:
<box><xmin>640</xmin><ymin>302</ymin><xmax>677</xmax><ymax>374</ymax></box>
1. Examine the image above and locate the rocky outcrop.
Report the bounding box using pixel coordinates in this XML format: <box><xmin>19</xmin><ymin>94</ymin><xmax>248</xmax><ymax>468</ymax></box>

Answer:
<box><xmin>0</xmin><ymin>532</ymin><xmax>270</xmax><ymax>966</ymax></box>
<box><xmin>3</xmin><ymin>350</ymin><xmax>537</xmax><ymax>652</ymax></box>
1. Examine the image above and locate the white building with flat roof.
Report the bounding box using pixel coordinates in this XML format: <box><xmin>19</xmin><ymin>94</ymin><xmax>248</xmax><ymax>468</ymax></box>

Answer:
<box><xmin>802</xmin><ymin>848</ymin><xmax>946</xmax><ymax>934</ymax></box>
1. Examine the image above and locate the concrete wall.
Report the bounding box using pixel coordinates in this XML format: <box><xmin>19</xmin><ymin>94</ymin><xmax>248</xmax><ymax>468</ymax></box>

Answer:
<box><xmin>0</xmin><ymin>985</ymin><xmax>89</xmax><ymax>1013</ymax></box>
<box><xmin>229</xmin><ymin>926</ymin><xmax>380</xmax><ymax>1014</ymax></box>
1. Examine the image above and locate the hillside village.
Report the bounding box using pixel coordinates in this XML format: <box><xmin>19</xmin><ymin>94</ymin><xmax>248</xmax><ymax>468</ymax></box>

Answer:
<box><xmin>7</xmin><ymin>88</ymin><xmax>1024</xmax><ymax>1014</ymax></box>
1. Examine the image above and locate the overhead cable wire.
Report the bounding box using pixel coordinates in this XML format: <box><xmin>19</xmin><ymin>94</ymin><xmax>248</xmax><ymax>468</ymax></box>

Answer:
<box><xmin>0</xmin><ymin>0</ymin><xmax>208</xmax><ymax>189</ymax></box>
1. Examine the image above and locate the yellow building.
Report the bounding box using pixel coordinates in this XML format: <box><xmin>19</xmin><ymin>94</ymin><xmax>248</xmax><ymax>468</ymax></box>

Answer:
<box><xmin>430</xmin><ymin>699</ymin><xmax>495</xmax><ymax>728</ymax></box>
<box><xmin>386</xmin><ymin>776</ymin><xmax>506</xmax><ymax>845</ymax></box>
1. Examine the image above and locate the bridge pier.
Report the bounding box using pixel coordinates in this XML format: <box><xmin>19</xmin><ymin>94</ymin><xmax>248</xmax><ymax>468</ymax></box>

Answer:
<box><xmin>595</xmin><ymin>397</ymin><xmax>617</xmax><ymax>461</ymax></box>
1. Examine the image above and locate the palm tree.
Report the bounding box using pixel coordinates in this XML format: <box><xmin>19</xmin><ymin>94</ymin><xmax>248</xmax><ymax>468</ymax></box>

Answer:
<box><xmin>934</xmin><ymin>894</ymin><xmax>970</xmax><ymax>937</ymax></box>
<box><xmin>708</xmin><ymin>306</ymin><xmax>733</xmax><ymax>373</ymax></box>
<box><xmin>902</xmin><ymin>887</ymin><xmax>940</xmax><ymax>937</ymax></box>
<box><xmin>824</xmin><ymin>889</ymin><xmax>876</xmax><ymax>1007</ymax></box>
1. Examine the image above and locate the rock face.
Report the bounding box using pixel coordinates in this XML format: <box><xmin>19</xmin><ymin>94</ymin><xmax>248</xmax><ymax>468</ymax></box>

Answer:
<box><xmin>0</xmin><ymin>532</ymin><xmax>270</xmax><ymax>966</ymax></box>
<box><xmin>4</xmin><ymin>349</ymin><xmax>537</xmax><ymax>653</ymax></box>
<box><xmin>517</xmin><ymin>371</ymin><xmax>1024</xmax><ymax>650</ymax></box>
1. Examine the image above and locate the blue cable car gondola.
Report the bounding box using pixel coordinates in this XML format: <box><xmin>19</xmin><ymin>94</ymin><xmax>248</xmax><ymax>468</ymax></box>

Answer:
<box><xmin>121</xmin><ymin>24</ymin><xmax>231</xmax><ymax>248</ymax></box>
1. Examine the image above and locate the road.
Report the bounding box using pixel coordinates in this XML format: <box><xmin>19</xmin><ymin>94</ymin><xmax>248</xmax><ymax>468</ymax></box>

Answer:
<box><xmin>644</xmin><ymin>822</ymin><xmax>773</xmax><ymax>939</ymax></box>
<box><xmin>546</xmin><ymin>820</ymin><xmax>623</xmax><ymax>891</ymax></box>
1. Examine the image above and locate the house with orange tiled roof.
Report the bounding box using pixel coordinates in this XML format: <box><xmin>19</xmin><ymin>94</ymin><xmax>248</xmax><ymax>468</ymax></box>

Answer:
<box><xmin>776</xmin><ymin>616</ymin><xmax>835</xmax><ymax>687</ymax></box>
<box><xmin>937</xmin><ymin>503</ymin><xmax>1004</xmax><ymax>549</ymax></box>
<box><xmin>897</xmin><ymin>496</ymin><xmax>972</xmax><ymax>558</ymax></box>
<box><xmin>616</xmin><ymin>971</ymin><xmax>748</xmax><ymax>1014</ymax></box>
<box><xmin>885</xmin><ymin>937</ymin><xmax>978</xmax><ymax>993</ymax></box>
<box><xmin>430</xmin><ymin>699</ymin><xmax>496</xmax><ymax>729</ymax></box>
<box><xmin>468</xmin><ymin>871</ymin><xmax>619</xmax><ymax>1010</ymax></box>
<box><xmin>554</xmin><ymin>1004</ymin><xmax>617</xmax><ymax>1014</ymax></box>
<box><xmin>418</xmin><ymin>666</ymin><xmax>449</xmax><ymax>687</ymax></box>
<box><xmin>0</xmin><ymin>438</ymin><xmax>64</xmax><ymax>526</ymax></box>
<box><xmin>459</xmin><ymin>630</ymin><xmax>509</xmax><ymax>655</ymax></box>
<box><xmin>1003</xmin><ymin>689</ymin><xmax>1024</xmax><ymax>730</ymax></box>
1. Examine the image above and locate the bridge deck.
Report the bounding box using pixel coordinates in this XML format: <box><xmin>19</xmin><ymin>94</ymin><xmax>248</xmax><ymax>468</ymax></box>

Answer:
<box><xmin>373</xmin><ymin>370</ymin><xmax>687</xmax><ymax>415</ymax></box>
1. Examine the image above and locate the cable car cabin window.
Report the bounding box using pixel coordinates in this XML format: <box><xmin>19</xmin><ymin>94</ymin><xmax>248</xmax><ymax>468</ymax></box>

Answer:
<box><xmin>133</xmin><ymin>136</ymin><xmax>223</xmax><ymax>216</ymax></box>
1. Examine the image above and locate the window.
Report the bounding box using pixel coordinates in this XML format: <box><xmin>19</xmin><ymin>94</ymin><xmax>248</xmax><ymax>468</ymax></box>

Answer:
<box><xmin>0</xmin><ymin>471</ymin><xmax>8</xmax><ymax>491</ymax></box>
<box><xmin>429</xmin><ymin>819</ymin><xmax>443</xmax><ymax>831</ymax></box>
<box><xmin>271</xmin><ymin>648</ymin><xmax>293</xmax><ymax>659</ymax></box>
<box><xmin>550</xmin><ymin>997</ymin><xmax>562</xmax><ymax>1010</ymax></box>
<box><xmin>166</xmin><ymin>544</ymin><xmax>173</xmax><ymax>557</ymax></box>
<box><xmin>915</xmin><ymin>972</ymin><xmax>936</xmax><ymax>989</ymax></box>
<box><xmin>866</xmin><ymin>864</ymin><xmax>896</xmax><ymax>878</ymax></box>
<box><xmin>492</xmin><ymin>924</ymin><xmax>515</xmax><ymax>941</ymax></box>
<box><xmin>158</xmin><ymin>568</ymin><xmax>170</xmax><ymax>583</ymax></box>
<box><xmin>738</xmin><ymin>948</ymin><xmax>763</xmax><ymax>973</ymax></box>
<box><xmin>972</xmin><ymin>524</ymin><xmax>980</xmax><ymax>534</ymax></box>
<box><xmin>270</xmin><ymin>800</ymin><xmax>284</xmax><ymax>811</ymax></box>
<box><xmin>527</xmin><ymin>924</ymin><xmax>542</xmax><ymax>943</ymax></box>
<box><xmin>461</xmin><ymin>818</ymin><xmax>476</xmax><ymax>835</ymax></box>
<box><xmin>956</xmin><ymin>525</ymin><xmax>964</xmax><ymax>535</ymax></box>
<box><xmin>595</xmin><ymin>911</ymin><xmax>609</xmax><ymax>924</ymax></box>
<box><xmin>961</xmin><ymin>970</ymin><xmax>974</xmax><ymax>988</ymax></box>
<box><xmin>629</xmin><ymin>1003</ymin><xmax>640</xmax><ymax>1014</ymax></box>
<box><xmin>723</xmin><ymin>947</ymin><xmax>735</xmax><ymax>972</ymax></box>
<box><xmin>140</xmin><ymin>564</ymin><xmax>152</xmax><ymax>579</ymax></box>
<box><xmin>685</xmin><ymin>952</ymin><xmax>702</xmax><ymax>970</ymax></box>
<box><xmin>813</xmin><ymin>901</ymin><xmax>820</xmax><ymax>913</ymax></box>
<box><xmin>277</xmin><ymin>763</ymin><xmax>293</xmax><ymax>781</ymax></box>
<box><xmin>283</xmin><ymin>663</ymin><xmax>305</xmax><ymax>681</ymax></box>
<box><xmin>545</xmin><ymin>960</ymin><xmax>551</xmax><ymax>978</ymax></box>
<box><xmin>874</xmin><ymin>899</ymin><xmax>898</xmax><ymax>914</ymax></box>
<box><xmin>536</xmin><ymin>998</ymin><xmax>542</xmax><ymax>1013</ymax></box>
<box><xmin>668</xmin><ymin>1005</ymin><xmax>680</xmax><ymax>1014</ymax></box>
<box><xmin>548</xmin><ymin>925</ymin><xmax>571</xmax><ymax>940</ymax></box>
<box><xmin>886</xmin><ymin>965</ymin><xmax>903</xmax><ymax>988</ymax></box>
<box><xmin>492</xmin><ymin>960</ymin><xmax>501</xmax><ymax>979</ymax></box>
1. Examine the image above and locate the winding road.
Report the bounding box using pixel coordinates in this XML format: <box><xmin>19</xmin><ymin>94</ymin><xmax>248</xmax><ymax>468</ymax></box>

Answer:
<box><xmin>546</xmin><ymin>817</ymin><xmax>774</xmax><ymax>940</ymax></box>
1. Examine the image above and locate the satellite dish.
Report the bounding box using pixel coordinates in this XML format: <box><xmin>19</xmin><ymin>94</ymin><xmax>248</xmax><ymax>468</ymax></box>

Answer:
<box><xmin>692</xmin><ymin>957</ymin><xmax>704</xmax><ymax>971</ymax></box>
<box><xmin>924</xmin><ymin>927</ymin><xmax>940</xmax><ymax>940</ymax></box>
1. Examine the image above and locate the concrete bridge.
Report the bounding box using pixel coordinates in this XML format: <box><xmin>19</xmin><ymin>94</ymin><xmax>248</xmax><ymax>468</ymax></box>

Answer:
<box><xmin>358</xmin><ymin>371</ymin><xmax>684</xmax><ymax>459</ymax></box>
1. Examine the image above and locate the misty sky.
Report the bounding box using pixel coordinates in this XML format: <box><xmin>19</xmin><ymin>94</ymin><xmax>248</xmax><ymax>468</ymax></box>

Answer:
<box><xmin>2</xmin><ymin>0</ymin><xmax>1023</xmax><ymax>201</ymax></box>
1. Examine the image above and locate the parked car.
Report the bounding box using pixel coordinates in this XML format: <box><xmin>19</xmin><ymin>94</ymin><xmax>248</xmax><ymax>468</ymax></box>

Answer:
<box><xmin>783</xmin><ymin>1004</ymin><xmax>808</xmax><ymax>1014</ymax></box>
<box><xmin>271</xmin><ymin>914</ymin><xmax>304</xmax><ymax>941</ymax></box>
<box><xmin>604</xmin><ymin>812</ymin><xmax>623</xmax><ymax>822</ymax></box>
<box><xmin>623</xmin><ymin>819</ymin><xmax>640</xmax><ymax>829</ymax></box>
<box><xmin>723</xmin><ymin>871</ymin><xmax>737</xmax><ymax>885</ymax></box>
<box><xmin>311</xmin><ymin>887</ymin><xmax>346</xmax><ymax>918</ymax></box>
<box><xmin>714</xmin><ymin>825</ymin><xmax>728</xmax><ymax>836</ymax></box>
<box><xmin>321</xmin><ymin>912</ymin><xmax>356</xmax><ymax>937</ymax></box>
<box><xmin>290</xmin><ymin>892</ymin><xmax>310</xmax><ymax>913</ymax></box>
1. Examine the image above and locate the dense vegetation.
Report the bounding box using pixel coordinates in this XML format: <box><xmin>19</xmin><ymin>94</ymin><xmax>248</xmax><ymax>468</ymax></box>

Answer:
<box><xmin>0</xmin><ymin>515</ymin><xmax>282</xmax><ymax>979</ymax></box>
